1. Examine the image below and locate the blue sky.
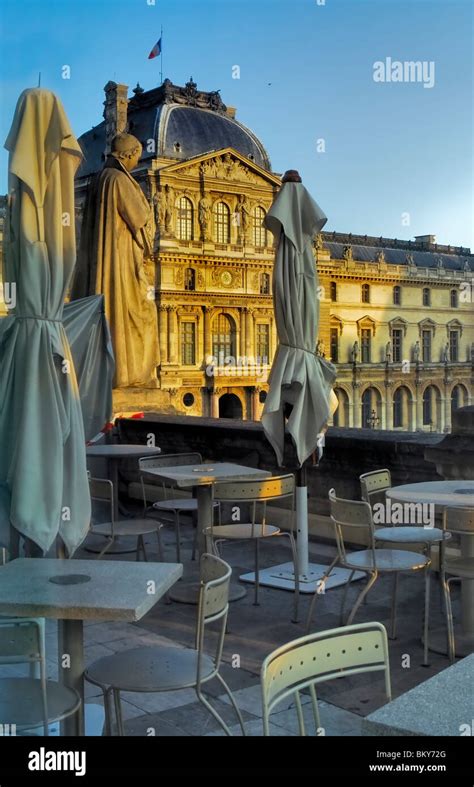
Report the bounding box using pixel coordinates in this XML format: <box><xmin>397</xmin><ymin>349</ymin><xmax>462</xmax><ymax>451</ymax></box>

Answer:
<box><xmin>1</xmin><ymin>0</ymin><xmax>472</xmax><ymax>247</ymax></box>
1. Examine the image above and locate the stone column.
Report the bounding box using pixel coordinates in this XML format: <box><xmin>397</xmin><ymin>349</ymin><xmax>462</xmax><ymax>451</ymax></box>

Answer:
<box><xmin>415</xmin><ymin>379</ymin><xmax>423</xmax><ymax>430</ymax></box>
<box><xmin>443</xmin><ymin>385</ymin><xmax>452</xmax><ymax>433</ymax></box>
<box><xmin>203</xmin><ymin>306</ymin><xmax>213</xmax><ymax>361</ymax></box>
<box><xmin>352</xmin><ymin>382</ymin><xmax>361</xmax><ymax>428</ymax></box>
<box><xmin>385</xmin><ymin>383</ymin><xmax>393</xmax><ymax>430</ymax></box>
<box><xmin>168</xmin><ymin>305</ymin><xmax>179</xmax><ymax>364</ymax></box>
<box><xmin>252</xmin><ymin>386</ymin><xmax>262</xmax><ymax>421</ymax></box>
<box><xmin>210</xmin><ymin>387</ymin><xmax>220</xmax><ymax>418</ymax></box>
<box><xmin>245</xmin><ymin>308</ymin><xmax>254</xmax><ymax>360</ymax></box>
<box><xmin>158</xmin><ymin>305</ymin><xmax>168</xmax><ymax>365</ymax></box>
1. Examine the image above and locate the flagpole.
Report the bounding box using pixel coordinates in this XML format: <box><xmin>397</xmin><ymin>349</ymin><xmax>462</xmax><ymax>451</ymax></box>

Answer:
<box><xmin>160</xmin><ymin>25</ymin><xmax>163</xmax><ymax>84</ymax></box>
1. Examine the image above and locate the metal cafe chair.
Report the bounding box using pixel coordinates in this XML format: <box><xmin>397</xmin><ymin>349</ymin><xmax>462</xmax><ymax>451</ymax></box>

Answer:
<box><xmin>306</xmin><ymin>489</ymin><xmax>431</xmax><ymax>664</ymax></box>
<box><xmin>84</xmin><ymin>554</ymin><xmax>245</xmax><ymax>736</ymax></box>
<box><xmin>89</xmin><ymin>476</ymin><xmax>164</xmax><ymax>561</ymax></box>
<box><xmin>0</xmin><ymin>618</ymin><xmax>81</xmax><ymax>735</ymax></box>
<box><xmin>440</xmin><ymin>506</ymin><xmax>474</xmax><ymax>662</ymax></box>
<box><xmin>360</xmin><ymin>468</ymin><xmax>449</xmax><ymax>552</ymax></box>
<box><xmin>139</xmin><ymin>452</ymin><xmax>219</xmax><ymax>563</ymax></box>
<box><xmin>261</xmin><ymin>622</ymin><xmax>391</xmax><ymax>736</ymax></box>
<box><xmin>207</xmin><ymin>474</ymin><xmax>299</xmax><ymax>621</ymax></box>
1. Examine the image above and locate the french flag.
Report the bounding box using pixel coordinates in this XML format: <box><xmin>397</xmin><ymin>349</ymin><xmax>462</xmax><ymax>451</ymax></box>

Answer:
<box><xmin>148</xmin><ymin>38</ymin><xmax>162</xmax><ymax>60</ymax></box>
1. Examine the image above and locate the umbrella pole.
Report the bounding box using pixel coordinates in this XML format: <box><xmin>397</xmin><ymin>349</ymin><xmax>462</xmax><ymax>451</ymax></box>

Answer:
<box><xmin>295</xmin><ymin>465</ymin><xmax>309</xmax><ymax>577</ymax></box>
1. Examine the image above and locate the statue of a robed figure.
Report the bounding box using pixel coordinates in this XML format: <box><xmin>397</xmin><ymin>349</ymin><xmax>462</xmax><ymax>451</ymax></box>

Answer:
<box><xmin>72</xmin><ymin>133</ymin><xmax>160</xmax><ymax>387</ymax></box>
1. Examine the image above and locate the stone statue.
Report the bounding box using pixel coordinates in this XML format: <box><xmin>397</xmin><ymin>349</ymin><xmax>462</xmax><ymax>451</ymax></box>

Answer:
<box><xmin>157</xmin><ymin>184</ymin><xmax>174</xmax><ymax>236</ymax></box>
<box><xmin>236</xmin><ymin>194</ymin><xmax>250</xmax><ymax>242</ymax></box>
<box><xmin>351</xmin><ymin>341</ymin><xmax>359</xmax><ymax>363</ymax></box>
<box><xmin>443</xmin><ymin>341</ymin><xmax>450</xmax><ymax>363</ymax></box>
<box><xmin>198</xmin><ymin>195</ymin><xmax>212</xmax><ymax>240</ymax></box>
<box><xmin>71</xmin><ymin>132</ymin><xmax>160</xmax><ymax>388</ymax></box>
<box><xmin>413</xmin><ymin>340</ymin><xmax>420</xmax><ymax>362</ymax></box>
<box><xmin>385</xmin><ymin>341</ymin><xmax>392</xmax><ymax>362</ymax></box>
<box><xmin>316</xmin><ymin>340</ymin><xmax>326</xmax><ymax>357</ymax></box>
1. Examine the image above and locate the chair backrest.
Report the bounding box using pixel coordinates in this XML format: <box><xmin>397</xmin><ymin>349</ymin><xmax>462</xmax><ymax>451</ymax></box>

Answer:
<box><xmin>329</xmin><ymin>488</ymin><xmax>375</xmax><ymax>564</ymax></box>
<box><xmin>0</xmin><ymin>617</ymin><xmax>49</xmax><ymax>734</ymax></box>
<box><xmin>443</xmin><ymin>506</ymin><xmax>474</xmax><ymax>535</ymax></box>
<box><xmin>89</xmin><ymin>476</ymin><xmax>115</xmax><ymax>524</ymax></box>
<box><xmin>360</xmin><ymin>469</ymin><xmax>391</xmax><ymax>507</ymax></box>
<box><xmin>213</xmin><ymin>474</ymin><xmax>294</xmax><ymax>503</ymax></box>
<box><xmin>195</xmin><ymin>554</ymin><xmax>232</xmax><ymax>684</ymax></box>
<box><xmin>261</xmin><ymin>622</ymin><xmax>391</xmax><ymax>736</ymax></box>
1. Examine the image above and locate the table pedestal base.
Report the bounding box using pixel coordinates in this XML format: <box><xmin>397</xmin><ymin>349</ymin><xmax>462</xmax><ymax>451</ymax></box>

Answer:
<box><xmin>169</xmin><ymin>580</ymin><xmax>246</xmax><ymax>605</ymax></box>
<box><xmin>239</xmin><ymin>561</ymin><xmax>365</xmax><ymax>593</ymax></box>
<box><xmin>427</xmin><ymin>625</ymin><xmax>474</xmax><ymax>658</ymax></box>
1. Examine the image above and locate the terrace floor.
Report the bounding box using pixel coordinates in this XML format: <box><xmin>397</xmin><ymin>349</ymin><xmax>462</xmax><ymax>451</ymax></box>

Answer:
<box><xmin>4</xmin><ymin>520</ymin><xmax>459</xmax><ymax>737</ymax></box>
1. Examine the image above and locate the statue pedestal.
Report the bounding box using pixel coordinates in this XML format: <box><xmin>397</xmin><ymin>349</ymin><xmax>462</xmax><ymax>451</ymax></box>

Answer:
<box><xmin>425</xmin><ymin>406</ymin><xmax>474</xmax><ymax>479</ymax></box>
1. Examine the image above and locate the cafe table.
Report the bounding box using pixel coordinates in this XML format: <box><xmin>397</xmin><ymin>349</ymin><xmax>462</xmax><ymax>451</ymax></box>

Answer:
<box><xmin>387</xmin><ymin>480</ymin><xmax>474</xmax><ymax>657</ymax></box>
<box><xmin>86</xmin><ymin>444</ymin><xmax>161</xmax><ymax>553</ymax></box>
<box><xmin>141</xmin><ymin>462</ymin><xmax>271</xmax><ymax>603</ymax></box>
<box><xmin>0</xmin><ymin>558</ymin><xmax>182</xmax><ymax>735</ymax></box>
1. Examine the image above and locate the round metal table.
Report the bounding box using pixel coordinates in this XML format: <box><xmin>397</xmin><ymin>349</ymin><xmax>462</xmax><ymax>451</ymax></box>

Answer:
<box><xmin>387</xmin><ymin>481</ymin><xmax>474</xmax><ymax>657</ymax></box>
<box><xmin>86</xmin><ymin>444</ymin><xmax>161</xmax><ymax>554</ymax></box>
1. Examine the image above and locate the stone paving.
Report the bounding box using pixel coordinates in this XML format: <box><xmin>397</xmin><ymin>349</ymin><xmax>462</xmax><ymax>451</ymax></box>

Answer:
<box><xmin>2</xmin><ymin>517</ymin><xmax>460</xmax><ymax>736</ymax></box>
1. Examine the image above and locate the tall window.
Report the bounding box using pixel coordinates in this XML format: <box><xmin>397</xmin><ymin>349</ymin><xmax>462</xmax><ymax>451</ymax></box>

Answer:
<box><xmin>212</xmin><ymin>314</ymin><xmax>236</xmax><ymax>362</ymax></box>
<box><xmin>256</xmin><ymin>324</ymin><xmax>270</xmax><ymax>363</ymax></box>
<box><xmin>362</xmin><ymin>388</ymin><xmax>379</xmax><ymax>427</ymax></box>
<box><xmin>176</xmin><ymin>197</ymin><xmax>193</xmax><ymax>240</ymax></box>
<box><xmin>449</xmin><ymin>330</ymin><xmax>459</xmax><ymax>362</ymax></box>
<box><xmin>451</xmin><ymin>385</ymin><xmax>460</xmax><ymax>416</ymax></box>
<box><xmin>422</xmin><ymin>288</ymin><xmax>431</xmax><ymax>307</ymax></box>
<box><xmin>330</xmin><ymin>282</ymin><xmax>337</xmax><ymax>302</ymax></box>
<box><xmin>422</xmin><ymin>329</ymin><xmax>431</xmax><ymax>362</ymax></box>
<box><xmin>392</xmin><ymin>329</ymin><xmax>403</xmax><ymax>363</ymax></box>
<box><xmin>260</xmin><ymin>273</ymin><xmax>270</xmax><ymax>295</ymax></box>
<box><xmin>253</xmin><ymin>206</ymin><xmax>267</xmax><ymax>247</ymax></box>
<box><xmin>362</xmin><ymin>283</ymin><xmax>370</xmax><ymax>303</ymax></box>
<box><xmin>393</xmin><ymin>286</ymin><xmax>401</xmax><ymax>305</ymax></box>
<box><xmin>330</xmin><ymin>328</ymin><xmax>339</xmax><ymax>363</ymax></box>
<box><xmin>450</xmin><ymin>289</ymin><xmax>458</xmax><ymax>308</ymax></box>
<box><xmin>181</xmin><ymin>322</ymin><xmax>196</xmax><ymax>365</ymax></box>
<box><xmin>184</xmin><ymin>268</ymin><xmax>195</xmax><ymax>291</ymax></box>
<box><xmin>361</xmin><ymin>329</ymin><xmax>371</xmax><ymax>363</ymax></box>
<box><xmin>214</xmin><ymin>202</ymin><xmax>230</xmax><ymax>243</ymax></box>
<box><xmin>393</xmin><ymin>387</ymin><xmax>403</xmax><ymax>428</ymax></box>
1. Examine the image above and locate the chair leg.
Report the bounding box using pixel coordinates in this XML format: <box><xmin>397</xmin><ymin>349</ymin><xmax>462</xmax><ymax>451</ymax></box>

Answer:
<box><xmin>97</xmin><ymin>537</ymin><xmax>114</xmax><ymax>560</ymax></box>
<box><xmin>389</xmin><ymin>572</ymin><xmax>399</xmax><ymax>640</ymax></box>
<box><xmin>423</xmin><ymin>568</ymin><xmax>431</xmax><ymax>666</ymax></box>
<box><xmin>306</xmin><ymin>555</ymin><xmax>340</xmax><ymax>632</ymax></box>
<box><xmin>156</xmin><ymin>527</ymin><xmax>165</xmax><ymax>562</ymax></box>
<box><xmin>195</xmin><ymin>686</ymin><xmax>232</xmax><ymax>736</ymax></box>
<box><xmin>346</xmin><ymin>571</ymin><xmax>378</xmax><ymax>626</ymax></box>
<box><xmin>444</xmin><ymin>576</ymin><xmax>457</xmax><ymax>663</ymax></box>
<box><xmin>254</xmin><ymin>539</ymin><xmax>260</xmax><ymax>606</ymax></box>
<box><xmin>340</xmin><ymin>569</ymin><xmax>356</xmax><ymax>626</ymax></box>
<box><xmin>215</xmin><ymin>673</ymin><xmax>246</xmax><ymax>736</ymax></box>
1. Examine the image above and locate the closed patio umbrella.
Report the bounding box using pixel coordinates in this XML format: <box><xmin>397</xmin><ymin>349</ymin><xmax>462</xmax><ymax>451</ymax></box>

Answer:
<box><xmin>0</xmin><ymin>88</ymin><xmax>91</xmax><ymax>557</ymax></box>
<box><xmin>242</xmin><ymin>171</ymin><xmax>355</xmax><ymax>595</ymax></box>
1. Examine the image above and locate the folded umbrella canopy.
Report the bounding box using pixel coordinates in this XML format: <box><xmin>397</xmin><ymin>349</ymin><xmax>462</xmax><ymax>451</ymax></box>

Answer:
<box><xmin>0</xmin><ymin>88</ymin><xmax>93</xmax><ymax>556</ymax></box>
<box><xmin>261</xmin><ymin>175</ymin><xmax>337</xmax><ymax>465</ymax></box>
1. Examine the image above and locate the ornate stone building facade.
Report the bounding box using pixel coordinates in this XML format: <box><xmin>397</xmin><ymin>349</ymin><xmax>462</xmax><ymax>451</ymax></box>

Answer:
<box><xmin>317</xmin><ymin>233</ymin><xmax>474</xmax><ymax>432</ymax></box>
<box><xmin>76</xmin><ymin>78</ymin><xmax>280</xmax><ymax>419</ymax></box>
<box><xmin>74</xmin><ymin>77</ymin><xmax>473</xmax><ymax>429</ymax></box>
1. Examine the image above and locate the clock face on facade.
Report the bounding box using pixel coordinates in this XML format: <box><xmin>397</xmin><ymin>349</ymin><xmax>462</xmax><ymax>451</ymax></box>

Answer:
<box><xmin>221</xmin><ymin>271</ymin><xmax>232</xmax><ymax>286</ymax></box>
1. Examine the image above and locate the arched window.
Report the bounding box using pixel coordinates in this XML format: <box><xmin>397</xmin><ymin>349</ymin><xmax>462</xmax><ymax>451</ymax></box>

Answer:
<box><xmin>393</xmin><ymin>285</ymin><xmax>401</xmax><ymax>305</ymax></box>
<box><xmin>260</xmin><ymin>273</ymin><xmax>270</xmax><ymax>295</ymax></box>
<box><xmin>362</xmin><ymin>283</ymin><xmax>370</xmax><ymax>304</ymax></box>
<box><xmin>176</xmin><ymin>196</ymin><xmax>193</xmax><ymax>240</ymax></box>
<box><xmin>184</xmin><ymin>268</ymin><xmax>195</xmax><ymax>291</ymax></box>
<box><xmin>330</xmin><ymin>282</ymin><xmax>337</xmax><ymax>302</ymax></box>
<box><xmin>450</xmin><ymin>289</ymin><xmax>458</xmax><ymax>308</ymax></box>
<box><xmin>212</xmin><ymin>314</ymin><xmax>236</xmax><ymax>362</ymax></box>
<box><xmin>423</xmin><ymin>385</ymin><xmax>441</xmax><ymax>429</ymax></box>
<box><xmin>214</xmin><ymin>202</ymin><xmax>230</xmax><ymax>243</ymax></box>
<box><xmin>451</xmin><ymin>384</ymin><xmax>467</xmax><ymax>418</ymax></box>
<box><xmin>253</xmin><ymin>206</ymin><xmax>267</xmax><ymax>247</ymax></box>
<box><xmin>333</xmin><ymin>388</ymin><xmax>349</xmax><ymax>427</ymax></box>
<box><xmin>422</xmin><ymin>288</ymin><xmax>431</xmax><ymax>307</ymax></box>
<box><xmin>393</xmin><ymin>386</ymin><xmax>412</xmax><ymax>429</ymax></box>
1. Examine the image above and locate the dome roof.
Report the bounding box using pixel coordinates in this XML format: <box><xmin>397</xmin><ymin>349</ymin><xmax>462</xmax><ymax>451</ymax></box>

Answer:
<box><xmin>77</xmin><ymin>78</ymin><xmax>271</xmax><ymax>179</ymax></box>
